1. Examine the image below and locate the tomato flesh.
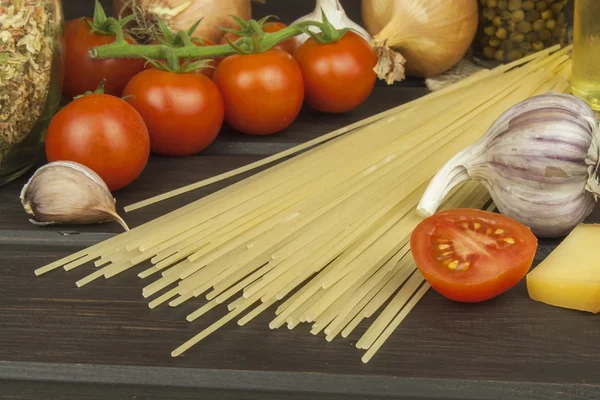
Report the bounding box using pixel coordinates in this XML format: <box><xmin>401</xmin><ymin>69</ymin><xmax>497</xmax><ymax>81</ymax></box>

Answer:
<box><xmin>411</xmin><ymin>209</ymin><xmax>538</xmax><ymax>303</ymax></box>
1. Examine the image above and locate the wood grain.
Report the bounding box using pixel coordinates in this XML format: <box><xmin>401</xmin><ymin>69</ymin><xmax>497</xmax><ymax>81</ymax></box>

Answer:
<box><xmin>3</xmin><ymin>156</ymin><xmax>266</xmax><ymax>232</ymax></box>
<box><xmin>1</xmin><ymin>241</ymin><xmax>599</xmax><ymax>387</ymax></box>
<box><xmin>1</xmin><ymin>0</ymin><xmax>596</xmax><ymax>399</ymax></box>
<box><xmin>3</xmin><ymin>87</ymin><xmax>427</xmax><ymax>233</ymax></box>
<box><xmin>3</xmin><ymin>363</ymin><xmax>600</xmax><ymax>400</ymax></box>
<box><xmin>0</xmin><ymin>380</ymin><xmax>393</xmax><ymax>400</ymax></box>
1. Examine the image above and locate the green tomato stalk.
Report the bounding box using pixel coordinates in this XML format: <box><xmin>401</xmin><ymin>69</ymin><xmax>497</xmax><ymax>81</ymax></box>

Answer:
<box><xmin>294</xmin><ymin>11</ymin><xmax>353</xmax><ymax>44</ymax></box>
<box><xmin>141</xmin><ymin>19</ymin><xmax>214</xmax><ymax>74</ymax></box>
<box><xmin>73</xmin><ymin>79</ymin><xmax>108</xmax><ymax>99</ymax></box>
<box><xmin>86</xmin><ymin>0</ymin><xmax>133</xmax><ymax>37</ymax></box>
<box><xmin>88</xmin><ymin>3</ymin><xmax>350</xmax><ymax>63</ymax></box>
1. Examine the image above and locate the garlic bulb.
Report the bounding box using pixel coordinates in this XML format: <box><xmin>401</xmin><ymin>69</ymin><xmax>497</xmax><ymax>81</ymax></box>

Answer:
<box><xmin>113</xmin><ymin>0</ymin><xmax>254</xmax><ymax>43</ymax></box>
<box><xmin>417</xmin><ymin>93</ymin><xmax>600</xmax><ymax>238</ymax></box>
<box><xmin>362</xmin><ymin>0</ymin><xmax>478</xmax><ymax>78</ymax></box>
<box><xmin>290</xmin><ymin>0</ymin><xmax>372</xmax><ymax>49</ymax></box>
<box><xmin>20</xmin><ymin>161</ymin><xmax>130</xmax><ymax>231</ymax></box>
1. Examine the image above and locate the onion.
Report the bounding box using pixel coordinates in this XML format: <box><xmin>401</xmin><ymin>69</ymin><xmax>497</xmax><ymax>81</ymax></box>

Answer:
<box><xmin>113</xmin><ymin>0</ymin><xmax>258</xmax><ymax>43</ymax></box>
<box><xmin>361</xmin><ymin>0</ymin><xmax>392</xmax><ymax>37</ymax></box>
<box><xmin>361</xmin><ymin>0</ymin><xmax>478</xmax><ymax>78</ymax></box>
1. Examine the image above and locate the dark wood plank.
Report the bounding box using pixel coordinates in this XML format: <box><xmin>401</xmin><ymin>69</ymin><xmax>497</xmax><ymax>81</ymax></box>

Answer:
<box><xmin>3</xmin><ymin>85</ymin><xmax>426</xmax><ymax>233</ymax></box>
<box><xmin>1</xmin><ymin>241</ymin><xmax>599</xmax><ymax>391</ymax></box>
<box><xmin>2</xmin><ymin>0</ymin><xmax>595</xmax><ymax>399</ymax></box>
<box><xmin>200</xmin><ymin>87</ymin><xmax>426</xmax><ymax>157</ymax></box>
<box><xmin>55</xmin><ymin>86</ymin><xmax>425</xmax><ymax>157</ymax></box>
<box><xmin>2</xmin><ymin>365</ymin><xmax>600</xmax><ymax>400</ymax></box>
<box><xmin>8</xmin><ymin>140</ymin><xmax>600</xmax><ymax>234</ymax></box>
<box><xmin>0</xmin><ymin>380</ymin><xmax>392</xmax><ymax>400</ymax></box>
<box><xmin>2</xmin><ymin>156</ymin><xmax>266</xmax><ymax>233</ymax></box>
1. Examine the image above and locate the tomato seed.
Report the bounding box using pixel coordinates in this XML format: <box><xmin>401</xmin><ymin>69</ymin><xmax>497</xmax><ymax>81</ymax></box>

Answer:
<box><xmin>458</xmin><ymin>262</ymin><xmax>470</xmax><ymax>271</ymax></box>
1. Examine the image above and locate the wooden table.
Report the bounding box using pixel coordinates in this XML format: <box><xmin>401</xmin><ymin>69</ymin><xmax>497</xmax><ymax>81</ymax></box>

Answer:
<box><xmin>1</xmin><ymin>1</ymin><xmax>599</xmax><ymax>399</ymax></box>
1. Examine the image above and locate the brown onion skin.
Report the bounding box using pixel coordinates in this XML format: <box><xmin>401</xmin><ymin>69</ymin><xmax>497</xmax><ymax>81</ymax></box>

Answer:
<box><xmin>362</xmin><ymin>0</ymin><xmax>479</xmax><ymax>78</ymax></box>
<box><xmin>361</xmin><ymin>0</ymin><xmax>393</xmax><ymax>36</ymax></box>
<box><xmin>112</xmin><ymin>0</ymin><xmax>253</xmax><ymax>44</ymax></box>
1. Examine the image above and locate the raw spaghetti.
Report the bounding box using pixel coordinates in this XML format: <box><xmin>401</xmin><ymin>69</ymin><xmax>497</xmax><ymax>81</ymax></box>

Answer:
<box><xmin>35</xmin><ymin>45</ymin><xmax>572</xmax><ymax>362</ymax></box>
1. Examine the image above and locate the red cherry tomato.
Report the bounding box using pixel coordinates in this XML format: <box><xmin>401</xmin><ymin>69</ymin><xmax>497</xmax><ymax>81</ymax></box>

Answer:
<box><xmin>146</xmin><ymin>38</ymin><xmax>217</xmax><ymax>79</ymax></box>
<box><xmin>63</xmin><ymin>18</ymin><xmax>145</xmax><ymax>99</ymax></box>
<box><xmin>219</xmin><ymin>22</ymin><xmax>297</xmax><ymax>55</ymax></box>
<box><xmin>410</xmin><ymin>209</ymin><xmax>538</xmax><ymax>303</ymax></box>
<box><xmin>213</xmin><ymin>49</ymin><xmax>304</xmax><ymax>136</ymax></box>
<box><xmin>123</xmin><ymin>69</ymin><xmax>224</xmax><ymax>156</ymax></box>
<box><xmin>294</xmin><ymin>31</ymin><xmax>378</xmax><ymax>113</ymax></box>
<box><xmin>46</xmin><ymin>93</ymin><xmax>150</xmax><ymax>191</ymax></box>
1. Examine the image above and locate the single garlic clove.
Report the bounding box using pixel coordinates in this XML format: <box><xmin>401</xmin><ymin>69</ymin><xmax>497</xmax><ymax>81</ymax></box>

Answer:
<box><xmin>20</xmin><ymin>161</ymin><xmax>130</xmax><ymax>231</ymax></box>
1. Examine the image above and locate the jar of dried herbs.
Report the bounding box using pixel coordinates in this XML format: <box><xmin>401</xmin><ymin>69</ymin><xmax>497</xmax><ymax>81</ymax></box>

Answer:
<box><xmin>473</xmin><ymin>0</ymin><xmax>572</xmax><ymax>64</ymax></box>
<box><xmin>0</xmin><ymin>0</ymin><xmax>64</xmax><ymax>186</ymax></box>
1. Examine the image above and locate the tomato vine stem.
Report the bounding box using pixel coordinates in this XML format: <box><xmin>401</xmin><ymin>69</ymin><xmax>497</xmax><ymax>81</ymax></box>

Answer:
<box><xmin>87</xmin><ymin>0</ymin><xmax>352</xmax><ymax>62</ymax></box>
<box><xmin>86</xmin><ymin>0</ymin><xmax>133</xmax><ymax>37</ymax></box>
<box><xmin>90</xmin><ymin>23</ymin><xmax>309</xmax><ymax>60</ymax></box>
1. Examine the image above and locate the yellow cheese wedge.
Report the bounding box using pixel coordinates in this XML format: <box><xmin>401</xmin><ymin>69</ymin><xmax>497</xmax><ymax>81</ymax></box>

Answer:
<box><xmin>526</xmin><ymin>224</ymin><xmax>600</xmax><ymax>314</ymax></box>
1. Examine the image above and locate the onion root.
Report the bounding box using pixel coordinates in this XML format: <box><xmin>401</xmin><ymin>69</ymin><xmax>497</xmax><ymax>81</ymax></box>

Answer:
<box><xmin>373</xmin><ymin>44</ymin><xmax>406</xmax><ymax>85</ymax></box>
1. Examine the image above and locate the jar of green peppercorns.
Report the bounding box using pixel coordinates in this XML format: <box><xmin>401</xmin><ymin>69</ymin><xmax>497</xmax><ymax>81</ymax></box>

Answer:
<box><xmin>473</xmin><ymin>0</ymin><xmax>571</xmax><ymax>64</ymax></box>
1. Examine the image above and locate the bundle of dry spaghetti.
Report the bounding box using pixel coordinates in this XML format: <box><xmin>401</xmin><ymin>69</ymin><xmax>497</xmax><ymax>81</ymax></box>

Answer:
<box><xmin>35</xmin><ymin>45</ymin><xmax>572</xmax><ymax>363</ymax></box>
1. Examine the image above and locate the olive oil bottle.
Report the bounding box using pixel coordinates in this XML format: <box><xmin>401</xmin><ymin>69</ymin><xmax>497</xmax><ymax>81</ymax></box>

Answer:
<box><xmin>571</xmin><ymin>0</ymin><xmax>600</xmax><ymax>110</ymax></box>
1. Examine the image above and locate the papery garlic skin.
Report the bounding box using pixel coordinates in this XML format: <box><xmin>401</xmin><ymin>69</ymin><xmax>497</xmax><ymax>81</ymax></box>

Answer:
<box><xmin>418</xmin><ymin>93</ymin><xmax>600</xmax><ymax>238</ymax></box>
<box><xmin>291</xmin><ymin>0</ymin><xmax>372</xmax><ymax>49</ymax></box>
<box><xmin>20</xmin><ymin>161</ymin><xmax>129</xmax><ymax>231</ymax></box>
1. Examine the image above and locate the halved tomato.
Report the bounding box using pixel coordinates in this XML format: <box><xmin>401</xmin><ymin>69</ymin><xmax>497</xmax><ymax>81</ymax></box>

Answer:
<box><xmin>410</xmin><ymin>209</ymin><xmax>538</xmax><ymax>303</ymax></box>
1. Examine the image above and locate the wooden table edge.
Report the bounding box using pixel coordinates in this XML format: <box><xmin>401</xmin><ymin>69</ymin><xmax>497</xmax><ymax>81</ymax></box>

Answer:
<box><xmin>1</xmin><ymin>361</ymin><xmax>598</xmax><ymax>399</ymax></box>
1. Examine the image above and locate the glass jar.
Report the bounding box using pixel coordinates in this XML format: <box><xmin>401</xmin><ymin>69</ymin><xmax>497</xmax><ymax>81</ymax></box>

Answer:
<box><xmin>473</xmin><ymin>0</ymin><xmax>571</xmax><ymax>64</ymax></box>
<box><xmin>0</xmin><ymin>0</ymin><xmax>64</xmax><ymax>186</ymax></box>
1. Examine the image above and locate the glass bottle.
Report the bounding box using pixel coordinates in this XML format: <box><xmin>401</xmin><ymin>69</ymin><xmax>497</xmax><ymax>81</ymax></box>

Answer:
<box><xmin>0</xmin><ymin>0</ymin><xmax>64</xmax><ymax>186</ymax></box>
<box><xmin>571</xmin><ymin>0</ymin><xmax>600</xmax><ymax>111</ymax></box>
